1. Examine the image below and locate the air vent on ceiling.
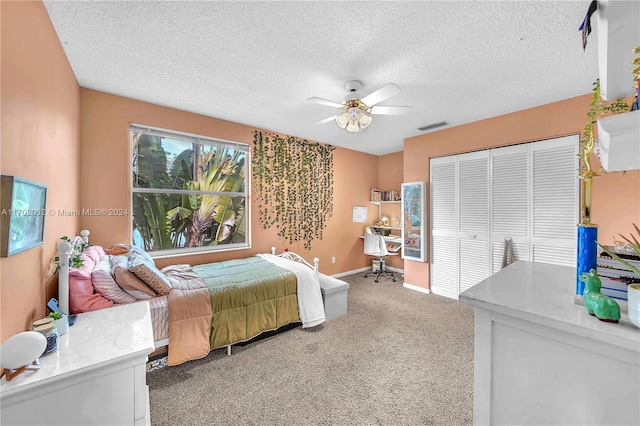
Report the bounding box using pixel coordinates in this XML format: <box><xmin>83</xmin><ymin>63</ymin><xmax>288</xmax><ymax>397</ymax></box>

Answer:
<box><xmin>418</xmin><ymin>121</ymin><xmax>449</xmax><ymax>132</ymax></box>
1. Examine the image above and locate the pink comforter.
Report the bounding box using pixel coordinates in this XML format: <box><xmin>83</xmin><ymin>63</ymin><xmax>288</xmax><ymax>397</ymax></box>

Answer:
<box><xmin>162</xmin><ymin>265</ymin><xmax>213</xmax><ymax>366</ymax></box>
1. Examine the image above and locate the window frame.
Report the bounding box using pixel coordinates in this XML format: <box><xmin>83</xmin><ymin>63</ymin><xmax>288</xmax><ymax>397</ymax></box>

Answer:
<box><xmin>129</xmin><ymin>123</ymin><xmax>250</xmax><ymax>257</ymax></box>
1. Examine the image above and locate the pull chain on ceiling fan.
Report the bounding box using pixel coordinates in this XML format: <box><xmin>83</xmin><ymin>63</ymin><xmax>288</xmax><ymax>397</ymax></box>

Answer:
<box><xmin>307</xmin><ymin>80</ymin><xmax>411</xmax><ymax>133</ymax></box>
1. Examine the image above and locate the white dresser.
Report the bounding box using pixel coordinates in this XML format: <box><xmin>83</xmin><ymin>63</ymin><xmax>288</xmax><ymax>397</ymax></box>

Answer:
<box><xmin>460</xmin><ymin>261</ymin><xmax>640</xmax><ymax>426</ymax></box>
<box><xmin>1</xmin><ymin>302</ymin><xmax>155</xmax><ymax>425</ymax></box>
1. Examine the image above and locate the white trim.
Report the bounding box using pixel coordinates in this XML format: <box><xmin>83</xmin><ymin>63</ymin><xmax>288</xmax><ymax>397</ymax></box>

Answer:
<box><xmin>332</xmin><ymin>266</ymin><xmax>404</xmax><ymax>278</ymax></box>
<box><xmin>403</xmin><ymin>282</ymin><xmax>431</xmax><ymax>294</ymax></box>
<box><xmin>333</xmin><ymin>267</ymin><xmax>370</xmax><ymax>278</ymax></box>
<box><xmin>130</xmin><ymin>123</ymin><xmax>249</xmax><ymax>152</ymax></box>
<box><xmin>132</xmin><ymin>187</ymin><xmax>245</xmax><ymax>197</ymax></box>
<box><xmin>129</xmin><ymin>124</ymin><xmax>250</xmax><ymax>255</ymax></box>
<box><xmin>148</xmin><ymin>242</ymin><xmax>250</xmax><ymax>258</ymax></box>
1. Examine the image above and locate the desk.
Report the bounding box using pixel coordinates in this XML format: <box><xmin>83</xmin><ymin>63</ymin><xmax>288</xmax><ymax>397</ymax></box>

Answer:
<box><xmin>360</xmin><ymin>234</ymin><xmax>401</xmax><ymax>253</ymax></box>
<box><xmin>460</xmin><ymin>261</ymin><xmax>640</xmax><ymax>426</ymax></box>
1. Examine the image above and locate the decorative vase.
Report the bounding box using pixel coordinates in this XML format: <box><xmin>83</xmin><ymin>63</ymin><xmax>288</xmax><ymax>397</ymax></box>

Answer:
<box><xmin>54</xmin><ymin>316</ymin><xmax>69</xmax><ymax>336</ymax></box>
<box><xmin>628</xmin><ymin>284</ymin><xmax>640</xmax><ymax>328</ymax></box>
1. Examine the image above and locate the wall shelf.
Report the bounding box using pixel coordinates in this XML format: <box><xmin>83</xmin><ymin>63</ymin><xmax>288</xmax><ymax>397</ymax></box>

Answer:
<box><xmin>369</xmin><ymin>200</ymin><xmax>401</xmax><ymax>205</ymax></box>
<box><xmin>595</xmin><ymin>0</ymin><xmax>640</xmax><ymax>101</ymax></box>
<box><xmin>371</xmin><ymin>225</ymin><xmax>402</xmax><ymax>231</ymax></box>
<box><xmin>597</xmin><ymin>110</ymin><xmax>640</xmax><ymax>172</ymax></box>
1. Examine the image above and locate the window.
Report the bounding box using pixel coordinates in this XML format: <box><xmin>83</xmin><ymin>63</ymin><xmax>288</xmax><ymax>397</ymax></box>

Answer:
<box><xmin>130</xmin><ymin>124</ymin><xmax>249</xmax><ymax>256</ymax></box>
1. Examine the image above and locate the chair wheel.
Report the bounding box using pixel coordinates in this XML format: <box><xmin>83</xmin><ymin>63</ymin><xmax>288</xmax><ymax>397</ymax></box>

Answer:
<box><xmin>392</xmin><ymin>279</ymin><xmax>396</xmax><ymax>282</ymax></box>
<box><xmin>374</xmin><ymin>279</ymin><xmax>379</xmax><ymax>283</ymax></box>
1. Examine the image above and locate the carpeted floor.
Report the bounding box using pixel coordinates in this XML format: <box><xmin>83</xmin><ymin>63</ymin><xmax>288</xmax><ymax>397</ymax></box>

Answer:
<box><xmin>148</xmin><ymin>272</ymin><xmax>475</xmax><ymax>425</ymax></box>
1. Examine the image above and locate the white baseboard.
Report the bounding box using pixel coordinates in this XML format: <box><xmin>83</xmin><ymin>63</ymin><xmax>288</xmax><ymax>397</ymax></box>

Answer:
<box><xmin>403</xmin><ymin>282</ymin><xmax>431</xmax><ymax>294</ymax></box>
<box><xmin>332</xmin><ymin>267</ymin><xmax>404</xmax><ymax>278</ymax></box>
<box><xmin>333</xmin><ymin>267</ymin><xmax>369</xmax><ymax>278</ymax></box>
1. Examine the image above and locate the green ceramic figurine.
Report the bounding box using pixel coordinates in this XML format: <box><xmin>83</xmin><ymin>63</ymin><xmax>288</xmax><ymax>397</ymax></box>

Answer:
<box><xmin>581</xmin><ymin>269</ymin><xmax>621</xmax><ymax>323</ymax></box>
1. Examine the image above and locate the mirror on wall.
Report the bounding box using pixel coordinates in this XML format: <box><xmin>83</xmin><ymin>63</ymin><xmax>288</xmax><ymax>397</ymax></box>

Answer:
<box><xmin>401</xmin><ymin>181</ymin><xmax>426</xmax><ymax>262</ymax></box>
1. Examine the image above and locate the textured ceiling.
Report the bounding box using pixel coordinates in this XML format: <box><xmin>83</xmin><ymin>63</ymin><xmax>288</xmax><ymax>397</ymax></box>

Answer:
<box><xmin>43</xmin><ymin>1</ymin><xmax>599</xmax><ymax>156</ymax></box>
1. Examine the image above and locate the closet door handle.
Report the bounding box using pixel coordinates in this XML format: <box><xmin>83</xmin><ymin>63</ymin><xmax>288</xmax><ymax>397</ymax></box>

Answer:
<box><xmin>471</xmin><ymin>234</ymin><xmax>476</xmax><ymax>239</ymax></box>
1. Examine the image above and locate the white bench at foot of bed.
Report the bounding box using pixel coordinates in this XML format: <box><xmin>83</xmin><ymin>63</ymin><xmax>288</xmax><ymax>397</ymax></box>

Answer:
<box><xmin>318</xmin><ymin>274</ymin><xmax>349</xmax><ymax>320</ymax></box>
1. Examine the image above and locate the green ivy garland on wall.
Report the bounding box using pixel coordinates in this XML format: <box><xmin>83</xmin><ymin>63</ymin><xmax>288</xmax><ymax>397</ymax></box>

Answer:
<box><xmin>252</xmin><ymin>131</ymin><xmax>335</xmax><ymax>249</ymax></box>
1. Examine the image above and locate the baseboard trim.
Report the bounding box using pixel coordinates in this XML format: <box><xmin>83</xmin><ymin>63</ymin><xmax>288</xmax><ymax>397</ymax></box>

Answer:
<box><xmin>332</xmin><ymin>267</ymin><xmax>404</xmax><ymax>278</ymax></box>
<box><xmin>333</xmin><ymin>267</ymin><xmax>369</xmax><ymax>278</ymax></box>
<box><xmin>403</xmin><ymin>282</ymin><xmax>430</xmax><ymax>294</ymax></box>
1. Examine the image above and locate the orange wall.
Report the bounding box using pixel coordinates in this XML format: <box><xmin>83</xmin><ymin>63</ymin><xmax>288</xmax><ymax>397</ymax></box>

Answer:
<box><xmin>403</xmin><ymin>94</ymin><xmax>640</xmax><ymax>289</ymax></box>
<box><xmin>377</xmin><ymin>151</ymin><xmax>404</xmax><ymax>193</ymax></box>
<box><xmin>1</xmin><ymin>1</ymin><xmax>81</xmax><ymax>341</ymax></box>
<box><xmin>375</xmin><ymin>152</ymin><xmax>404</xmax><ymax>269</ymax></box>
<box><xmin>79</xmin><ymin>89</ymin><xmax>380</xmax><ymax>274</ymax></box>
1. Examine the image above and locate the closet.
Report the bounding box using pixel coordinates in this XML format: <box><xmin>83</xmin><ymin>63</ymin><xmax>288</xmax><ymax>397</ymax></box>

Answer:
<box><xmin>430</xmin><ymin>135</ymin><xmax>579</xmax><ymax>299</ymax></box>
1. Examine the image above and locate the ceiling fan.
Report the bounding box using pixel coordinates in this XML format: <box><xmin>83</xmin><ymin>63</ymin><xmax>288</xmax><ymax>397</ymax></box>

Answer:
<box><xmin>307</xmin><ymin>80</ymin><xmax>411</xmax><ymax>133</ymax></box>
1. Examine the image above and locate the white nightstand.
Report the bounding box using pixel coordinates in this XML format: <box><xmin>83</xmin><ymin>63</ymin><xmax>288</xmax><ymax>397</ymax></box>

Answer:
<box><xmin>1</xmin><ymin>302</ymin><xmax>155</xmax><ymax>425</ymax></box>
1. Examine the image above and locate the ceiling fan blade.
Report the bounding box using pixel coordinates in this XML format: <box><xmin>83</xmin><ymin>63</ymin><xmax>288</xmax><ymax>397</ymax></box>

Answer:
<box><xmin>312</xmin><ymin>115</ymin><xmax>338</xmax><ymax>125</ymax></box>
<box><xmin>361</xmin><ymin>83</ymin><xmax>401</xmax><ymax>107</ymax></box>
<box><xmin>306</xmin><ymin>97</ymin><xmax>344</xmax><ymax>109</ymax></box>
<box><xmin>370</xmin><ymin>105</ymin><xmax>411</xmax><ymax>115</ymax></box>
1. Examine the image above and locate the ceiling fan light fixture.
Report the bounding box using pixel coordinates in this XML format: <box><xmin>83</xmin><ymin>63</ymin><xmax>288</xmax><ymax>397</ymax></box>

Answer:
<box><xmin>338</xmin><ymin>107</ymin><xmax>372</xmax><ymax>133</ymax></box>
<box><xmin>309</xmin><ymin>80</ymin><xmax>408</xmax><ymax>134</ymax></box>
<box><xmin>336</xmin><ymin>113</ymin><xmax>349</xmax><ymax>128</ymax></box>
<box><xmin>358</xmin><ymin>113</ymin><xmax>372</xmax><ymax>129</ymax></box>
<box><xmin>346</xmin><ymin>118</ymin><xmax>360</xmax><ymax>133</ymax></box>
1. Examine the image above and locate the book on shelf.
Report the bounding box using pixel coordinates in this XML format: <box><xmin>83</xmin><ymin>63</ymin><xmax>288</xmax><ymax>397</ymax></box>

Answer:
<box><xmin>370</xmin><ymin>188</ymin><xmax>400</xmax><ymax>202</ymax></box>
<box><xmin>597</xmin><ymin>256</ymin><xmax>640</xmax><ymax>270</ymax></box>
<box><xmin>599</xmin><ymin>286</ymin><xmax>627</xmax><ymax>301</ymax></box>
<box><xmin>596</xmin><ymin>260</ymin><xmax>640</xmax><ymax>283</ymax></box>
<box><xmin>596</xmin><ymin>266</ymin><xmax>640</xmax><ymax>281</ymax></box>
<box><xmin>599</xmin><ymin>276</ymin><xmax>630</xmax><ymax>292</ymax></box>
<box><xmin>380</xmin><ymin>190</ymin><xmax>399</xmax><ymax>201</ymax></box>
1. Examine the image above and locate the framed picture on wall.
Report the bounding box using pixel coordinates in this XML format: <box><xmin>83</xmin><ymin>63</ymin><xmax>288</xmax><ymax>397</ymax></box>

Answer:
<box><xmin>1</xmin><ymin>175</ymin><xmax>48</xmax><ymax>257</ymax></box>
<box><xmin>401</xmin><ymin>181</ymin><xmax>426</xmax><ymax>262</ymax></box>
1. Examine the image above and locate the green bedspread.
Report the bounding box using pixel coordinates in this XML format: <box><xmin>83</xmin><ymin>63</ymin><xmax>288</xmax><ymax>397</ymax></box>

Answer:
<box><xmin>193</xmin><ymin>256</ymin><xmax>300</xmax><ymax>349</ymax></box>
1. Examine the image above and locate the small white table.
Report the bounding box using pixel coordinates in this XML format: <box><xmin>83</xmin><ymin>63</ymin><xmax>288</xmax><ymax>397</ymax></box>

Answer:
<box><xmin>1</xmin><ymin>302</ymin><xmax>155</xmax><ymax>425</ymax></box>
<box><xmin>460</xmin><ymin>260</ymin><xmax>640</xmax><ymax>426</ymax></box>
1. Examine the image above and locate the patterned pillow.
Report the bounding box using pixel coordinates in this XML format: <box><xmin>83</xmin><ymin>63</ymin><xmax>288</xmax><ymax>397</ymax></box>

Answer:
<box><xmin>92</xmin><ymin>255</ymin><xmax>138</xmax><ymax>304</ymax></box>
<box><xmin>129</xmin><ymin>256</ymin><xmax>172</xmax><ymax>296</ymax></box>
<box><xmin>111</xmin><ymin>255</ymin><xmax>157</xmax><ymax>299</ymax></box>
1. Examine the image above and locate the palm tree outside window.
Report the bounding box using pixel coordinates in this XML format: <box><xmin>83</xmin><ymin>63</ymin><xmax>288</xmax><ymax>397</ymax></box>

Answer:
<box><xmin>130</xmin><ymin>124</ymin><xmax>248</xmax><ymax>256</ymax></box>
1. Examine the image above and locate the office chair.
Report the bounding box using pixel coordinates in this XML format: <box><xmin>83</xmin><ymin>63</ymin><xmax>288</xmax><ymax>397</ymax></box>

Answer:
<box><xmin>363</xmin><ymin>233</ymin><xmax>397</xmax><ymax>282</ymax></box>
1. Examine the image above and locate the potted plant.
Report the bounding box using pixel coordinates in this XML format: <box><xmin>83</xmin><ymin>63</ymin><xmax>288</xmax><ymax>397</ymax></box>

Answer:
<box><xmin>48</xmin><ymin>311</ymin><xmax>69</xmax><ymax>336</ymax></box>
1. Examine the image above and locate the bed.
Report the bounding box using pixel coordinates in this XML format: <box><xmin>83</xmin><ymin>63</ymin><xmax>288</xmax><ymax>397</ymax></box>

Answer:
<box><xmin>56</xmin><ymin>231</ymin><xmax>325</xmax><ymax>366</ymax></box>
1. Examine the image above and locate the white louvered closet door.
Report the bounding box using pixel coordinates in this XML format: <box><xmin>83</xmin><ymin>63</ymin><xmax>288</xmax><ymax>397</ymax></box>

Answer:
<box><xmin>530</xmin><ymin>135</ymin><xmax>579</xmax><ymax>267</ymax></box>
<box><xmin>430</xmin><ymin>156</ymin><xmax>458</xmax><ymax>299</ymax></box>
<box><xmin>430</xmin><ymin>135</ymin><xmax>579</xmax><ymax>300</ymax></box>
<box><xmin>458</xmin><ymin>151</ymin><xmax>490</xmax><ymax>294</ymax></box>
<box><xmin>491</xmin><ymin>144</ymin><xmax>530</xmax><ymax>274</ymax></box>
